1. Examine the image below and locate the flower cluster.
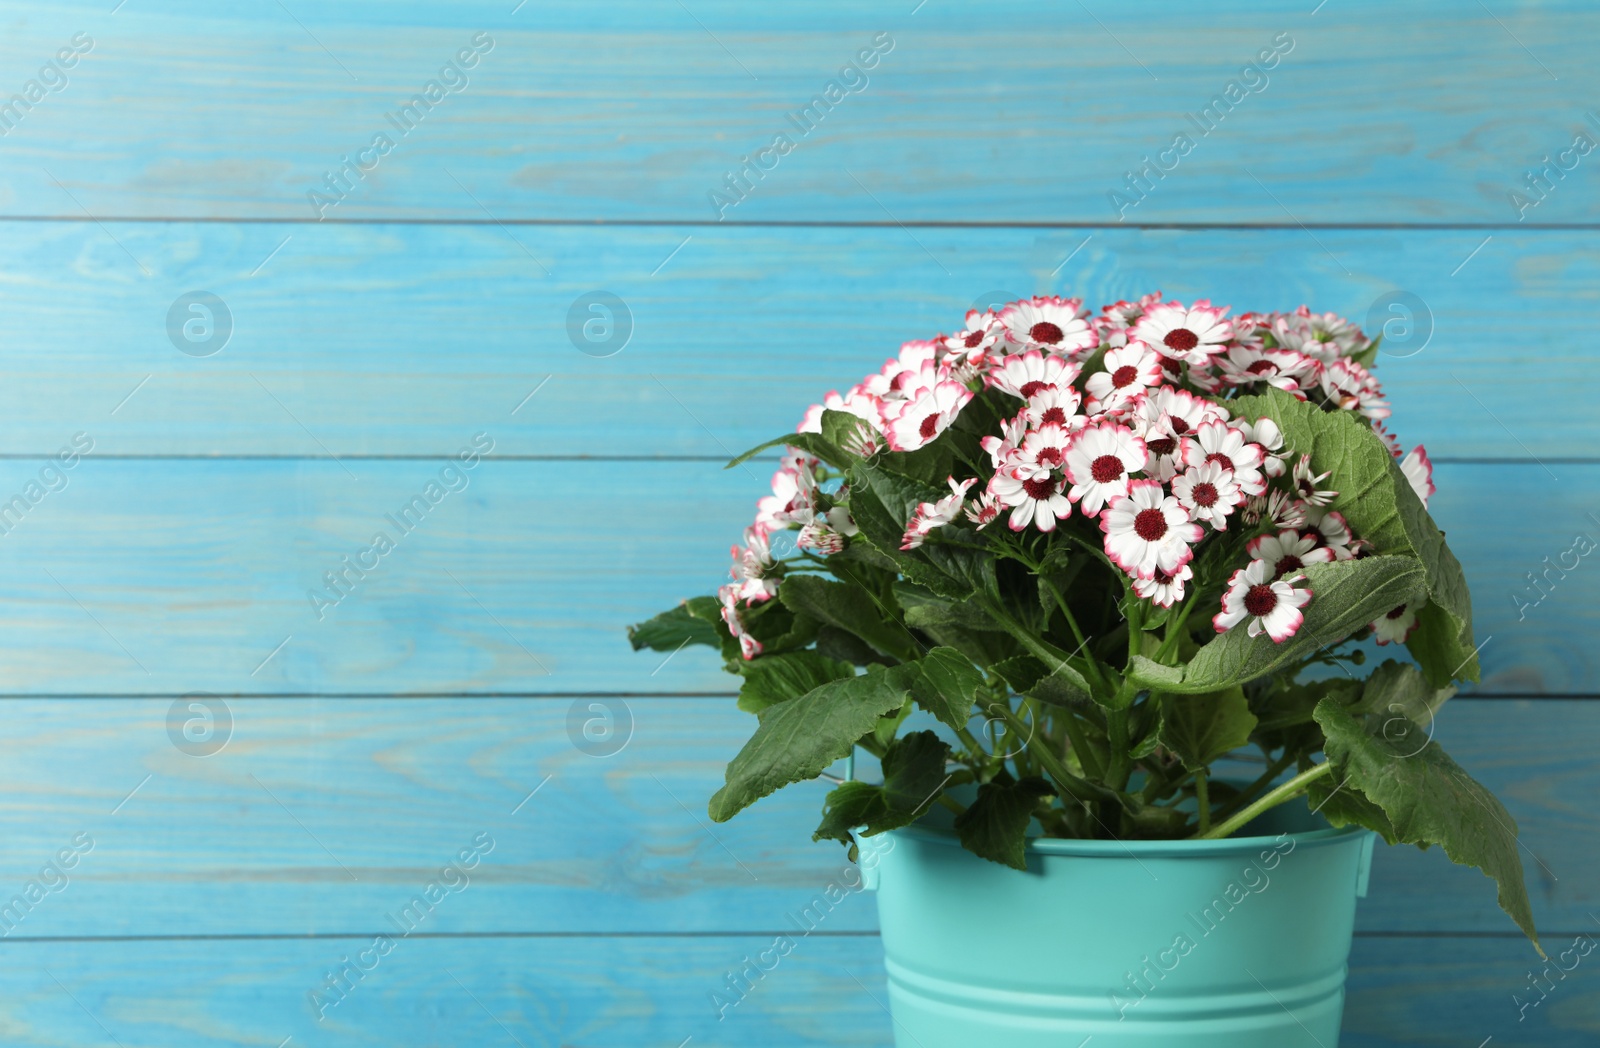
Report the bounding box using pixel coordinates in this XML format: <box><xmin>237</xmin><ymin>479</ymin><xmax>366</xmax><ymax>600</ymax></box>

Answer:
<box><xmin>721</xmin><ymin>293</ymin><xmax>1435</xmax><ymax>658</ymax></box>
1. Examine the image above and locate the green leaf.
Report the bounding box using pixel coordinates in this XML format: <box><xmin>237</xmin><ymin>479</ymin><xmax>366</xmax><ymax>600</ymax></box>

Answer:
<box><xmin>724</xmin><ymin>431</ymin><xmax>848</xmax><ymax>471</ymax></box>
<box><xmin>1228</xmin><ymin>390</ymin><xmax>1478</xmax><ymax>686</ymax></box>
<box><xmin>904</xmin><ymin>646</ymin><xmax>985</xmax><ymax>731</ymax></box>
<box><xmin>708</xmin><ymin>665</ymin><xmax>915</xmax><ymax>823</ymax></box>
<box><xmin>627</xmin><ymin>600</ymin><xmax>723</xmax><ymax>652</ymax></box>
<box><xmin>1128</xmin><ymin>556</ymin><xmax>1427</xmax><ymax>694</ymax></box>
<box><xmin>812</xmin><ymin>731</ymin><xmax>951</xmax><ymax>845</ymax></box>
<box><xmin>848</xmin><ymin>462</ymin><xmax>994</xmax><ymax>601</ymax></box>
<box><xmin>1349</xmin><ymin>332</ymin><xmax>1382</xmax><ymax>369</ymax></box>
<box><xmin>778</xmin><ymin>574</ymin><xmax>916</xmax><ymax>662</ymax></box>
<box><xmin>814</xmin><ymin>625</ymin><xmax>892</xmax><ymax>667</ymax></box>
<box><xmin>1351</xmin><ymin>659</ymin><xmax>1454</xmax><ymax>729</ymax></box>
<box><xmin>992</xmin><ymin>655</ymin><xmax>1049</xmax><ymax>693</ymax></box>
<box><xmin>1156</xmin><ymin>686</ymin><xmax>1258</xmax><ymax>771</ymax></box>
<box><xmin>733</xmin><ymin>650</ymin><xmax>857</xmax><ymax>715</ymax></box>
<box><xmin>819</xmin><ymin>409</ymin><xmax>871</xmax><ymax>459</ymax></box>
<box><xmin>1314</xmin><ymin>699</ymin><xmax>1540</xmax><ymax>952</ymax></box>
<box><xmin>954</xmin><ymin>775</ymin><xmax>1053</xmax><ymax>871</ymax></box>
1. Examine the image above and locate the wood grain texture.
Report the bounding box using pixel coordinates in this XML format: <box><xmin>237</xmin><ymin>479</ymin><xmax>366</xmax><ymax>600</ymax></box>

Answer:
<box><xmin>0</xmin><ymin>933</ymin><xmax>1588</xmax><ymax>1046</ymax></box>
<box><xmin>0</xmin><ymin>459</ymin><xmax>1588</xmax><ymax>695</ymax></box>
<box><xmin>0</xmin><ymin>0</ymin><xmax>1593</xmax><ymax>1038</ymax></box>
<box><xmin>0</xmin><ymin>697</ymin><xmax>1587</xmax><ymax>938</ymax></box>
<box><xmin>0</xmin><ymin>1</ymin><xmax>1596</xmax><ymax>223</ymax></box>
<box><xmin>0</xmin><ymin>222</ymin><xmax>1592</xmax><ymax>458</ymax></box>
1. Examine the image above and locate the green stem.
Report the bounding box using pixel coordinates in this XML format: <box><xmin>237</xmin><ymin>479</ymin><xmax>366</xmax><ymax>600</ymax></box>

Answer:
<box><xmin>1196</xmin><ymin>762</ymin><xmax>1336</xmax><ymax>840</ymax></box>
<box><xmin>1194</xmin><ymin>767</ymin><xmax>1211</xmax><ymax>836</ymax></box>
<box><xmin>1106</xmin><ymin>708</ymin><xmax>1131</xmax><ymax>791</ymax></box>
<box><xmin>993</xmin><ymin>704</ymin><xmax>1106</xmax><ymax>806</ymax></box>
<box><xmin>1214</xmin><ymin>751</ymin><xmax>1298</xmax><ymax>821</ymax></box>
<box><xmin>1057</xmin><ymin>709</ymin><xmax>1104</xmax><ymax>781</ymax></box>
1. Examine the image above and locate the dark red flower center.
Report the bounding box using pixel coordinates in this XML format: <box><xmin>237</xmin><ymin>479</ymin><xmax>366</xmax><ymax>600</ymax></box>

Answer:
<box><xmin>1169</xmin><ymin>417</ymin><xmax>1191</xmax><ymax>435</ymax></box>
<box><xmin>1019</xmin><ymin>380</ymin><xmax>1051</xmax><ymax>399</ymax></box>
<box><xmin>964</xmin><ymin>330</ymin><xmax>985</xmax><ymax>348</ymax></box>
<box><xmin>1246</xmin><ymin>359</ymin><xmax>1278</xmax><ymax>375</ymax></box>
<box><xmin>1164</xmin><ymin>327</ymin><xmax>1200</xmax><ymax>351</ymax></box>
<box><xmin>1162</xmin><ymin>357</ymin><xmax>1184</xmax><ymax>375</ymax></box>
<box><xmin>1022</xmin><ymin>476</ymin><xmax>1057</xmax><ymax>500</ymax></box>
<box><xmin>918</xmin><ymin>413</ymin><xmax>940</xmax><ymax>440</ymax></box>
<box><xmin>1385</xmin><ymin>605</ymin><xmax>1408</xmax><ymax>620</ymax></box>
<box><xmin>1035</xmin><ymin>446</ymin><xmax>1063</xmax><ymax>467</ymax></box>
<box><xmin>1030</xmin><ymin>321</ymin><xmax>1064</xmax><ymax>344</ymax></box>
<box><xmin>1244</xmin><ymin>583</ymin><xmax>1278</xmax><ymax>617</ymax></box>
<box><xmin>1206</xmin><ymin>452</ymin><xmax>1234</xmax><ymax>471</ymax></box>
<box><xmin>1090</xmin><ymin>454</ymin><xmax>1124</xmax><ymax>484</ymax></box>
<box><xmin>1133</xmin><ymin>508</ymin><xmax>1168</xmax><ymax>541</ymax></box>
<box><xmin>1145</xmin><ymin>437</ymin><xmax>1177</xmax><ymax>457</ymax></box>
<box><xmin>1153</xmin><ymin>568</ymin><xmax>1175</xmax><ymax>584</ymax></box>
<box><xmin>1275</xmin><ymin>554</ymin><xmax>1303</xmax><ymax>576</ymax></box>
<box><xmin>1192</xmin><ymin>482</ymin><xmax>1218</xmax><ymax>507</ymax></box>
<box><xmin>1111</xmin><ymin>365</ymin><xmax>1140</xmax><ymax>389</ymax></box>
<box><xmin>1039</xmin><ymin>406</ymin><xmax>1067</xmax><ymax>426</ymax></box>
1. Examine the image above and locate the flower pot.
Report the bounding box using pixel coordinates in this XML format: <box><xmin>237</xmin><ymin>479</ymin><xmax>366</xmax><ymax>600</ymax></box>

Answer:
<box><xmin>856</xmin><ymin>803</ymin><xmax>1376</xmax><ymax>1047</ymax></box>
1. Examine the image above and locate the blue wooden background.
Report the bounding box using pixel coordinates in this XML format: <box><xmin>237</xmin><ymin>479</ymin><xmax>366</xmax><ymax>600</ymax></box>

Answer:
<box><xmin>0</xmin><ymin>0</ymin><xmax>1595</xmax><ymax>1044</ymax></box>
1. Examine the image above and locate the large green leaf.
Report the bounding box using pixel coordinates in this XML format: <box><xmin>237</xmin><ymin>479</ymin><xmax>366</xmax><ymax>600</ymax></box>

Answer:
<box><xmin>1350</xmin><ymin>659</ymin><xmax>1454</xmax><ymax>731</ymax></box>
<box><xmin>904</xmin><ymin>646</ymin><xmax>986</xmax><ymax>731</ymax></box>
<box><xmin>1314</xmin><ymin>699</ymin><xmax>1540</xmax><ymax>951</ymax></box>
<box><xmin>708</xmin><ymin>665</ymin><xmax>915</xmax><ymax>823</ymax></box>
<box><xmin>627</xmin><ymin>600</ymin><xmax>724</xmax><ymax>652</ymax></box>
<box><xmin>1229</xmin><ymin>390</ymin><xmax>1478</xmax><ymax>686</ymax></box>
<box><xmin>954</xmin><ymin>775</ymin><xmax>1053</xmax><ymax>871</ymax></box>
<box><xmin>725</xmin><ymin>430</ymin><xmax>848</xmax><ymax>470</ymax></box>
<box><xmin>733</xmin><ymin>650</ymin><xmax>858</xmax><ymax>714</ymax></box>
<box><xmin>1129</xmin><ymin>555</ymin><xmax>1427</xmax><ymax>694</ymax></box>
<box><xmin>812</xmin><ymin>731</ymin><xmax>952</xmax><ymax>845</ymax></box>
<box><xmin>1157</xmin><ymin>686</ymin><xmax>1257</xmax><ymax>771</ymax></box>
<box><xmin>778</xmin><ymin>574</ymin><xmax>917</xmax><ymax>662</ymax></box>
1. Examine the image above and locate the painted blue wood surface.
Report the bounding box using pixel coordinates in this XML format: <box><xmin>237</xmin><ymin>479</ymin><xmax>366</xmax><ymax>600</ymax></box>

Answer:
<box><xmin>0</xmin><ymin>0</ymin><xmax>1594</xmax><ymax>1043</ymax></box>
<box><xmin>0</xmin><ymin>2</ymin><xmax>1596</xmax><ymax>222</ymax></box>
<box><xmin>0</xmin><ymin>460</ymin><xmax>1588</xmax><ymax>695</ymax></box>
<box><xmin>0</xmin><ymin>698</ymin><xmax>1588</xmax><ymax>938</ymax></box>
<box><xmin>0</xmin><ymin>223</ymin><xmax>1591</xmax><ymax>458</ymax></box>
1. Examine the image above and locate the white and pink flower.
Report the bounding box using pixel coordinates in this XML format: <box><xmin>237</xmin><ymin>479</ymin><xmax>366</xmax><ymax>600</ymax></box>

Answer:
<box><xmin>1085</xmin><ymin>342</ymin><xmax>1163</xmax><ymax>413</ymax></box>
<box><xmin>1213</xmin><ymin>560</ymin><xmax>1313</xmax><ymax>642</ymax></box>
<box><xmin>1132</xmin><ymin>562</ymin><xmax>1193</xmax><ymax>608</ymax></box>
<box><xmin>1371</xmin><ymin>601</ymin><xmax>1419</xmax><ymax>645</ymax></box>
<box><xmin>1101</xmin><ymin>480</ymin><xmax>1203</xmax><ymax>580</ymax></box>
<box><xmin>1182</xmin><ymin>420</ymin><xmax>1267</xmax><ymax>495</ymax></box>
<box><xmin>881</xmin><ymin>365</ymin><xmax>974</xmax><ymax>451</ymax></box>
<box><xmin>941</xmin><ymin>309</ymin><xmax>1004</xmax><ymax>362</ymax></box>
<box><xmin>902</xmin><ymin>477</ymin><xmax>976</xmax><ymax>550</ymax></box>
<box><xmin>1248</xmin><ymin>528</ymin><xmax>1336</xmax><ymax>579</ymax></box>
<box><xmin>1131</xmin><ymin>299</ymin><xmax>1233</xmax><ymax>366</ymax></box>
<box><xmin>1065</xmin><ymin>422</ymin><xmax>1147</xmax><ymax>515</ymax></box>
<box><xmin>999</xmin><ymin>295</ymin><xmax>1097</xmax><ymax>356</ymax></box>
<box><xmin>1171</xmin><ymin>461</ymin><xmax>1245</xmax><ymax>529</ymax></box>
<box><xmin>1400</xmin><ymin>445</ymin><xmax>1434</xmax><ymax>508</ymax></box>
<box><xmin>988</xmin><ymin>349</ymin><xmax>1082</xmax><ymax>401</ymax></box>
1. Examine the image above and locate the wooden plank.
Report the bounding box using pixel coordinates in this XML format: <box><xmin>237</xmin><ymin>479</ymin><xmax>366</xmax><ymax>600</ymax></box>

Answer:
<box><xmin>0</xmin><ymin>460</ymin><xmax>1590</xmax><ymax>695</ymax></box>
<box><xmin>0</xmin><ymin>222</ymin><xmax>1592</xmax><ymax>458</ymax></box>
<box><xmin>0</xmin><ymin>697</ymin><xmax>1590</xmax><ymax>938</ymax></box>
<box><xmin>0</xmin><ymin>1</ymin><xmax>1594</xmax><ymax>223</ymax></box>
<box><xmin>0</xmin><ymin>932</ymin><xmax>1586</xmax><ymax>1046</ymax></box>
<box><xmin>0</xmin><ymin>934</ymin><xmax>891</xmax><ymax>1047</ymax></box>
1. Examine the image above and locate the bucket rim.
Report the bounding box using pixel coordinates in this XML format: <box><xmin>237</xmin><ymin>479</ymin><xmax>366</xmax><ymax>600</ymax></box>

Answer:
<box><xmin>890</xmin><ymin>819</ymin><xmax>1368</xmax><ymax>857</ymax></box>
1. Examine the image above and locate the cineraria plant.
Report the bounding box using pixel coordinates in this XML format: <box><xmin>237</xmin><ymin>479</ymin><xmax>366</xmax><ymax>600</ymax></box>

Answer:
<box><xmin>630</xmin><ymin>293</ymin><xmax>1538</xmax><ymax>948</ymax></box>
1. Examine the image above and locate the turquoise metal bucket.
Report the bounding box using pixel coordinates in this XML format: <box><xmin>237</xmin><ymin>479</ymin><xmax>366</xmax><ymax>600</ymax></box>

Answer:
<box><xmin>857</xmin><ymin>804</ymin><xmax>1375</xmax><ymax>1047</ymax></box>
